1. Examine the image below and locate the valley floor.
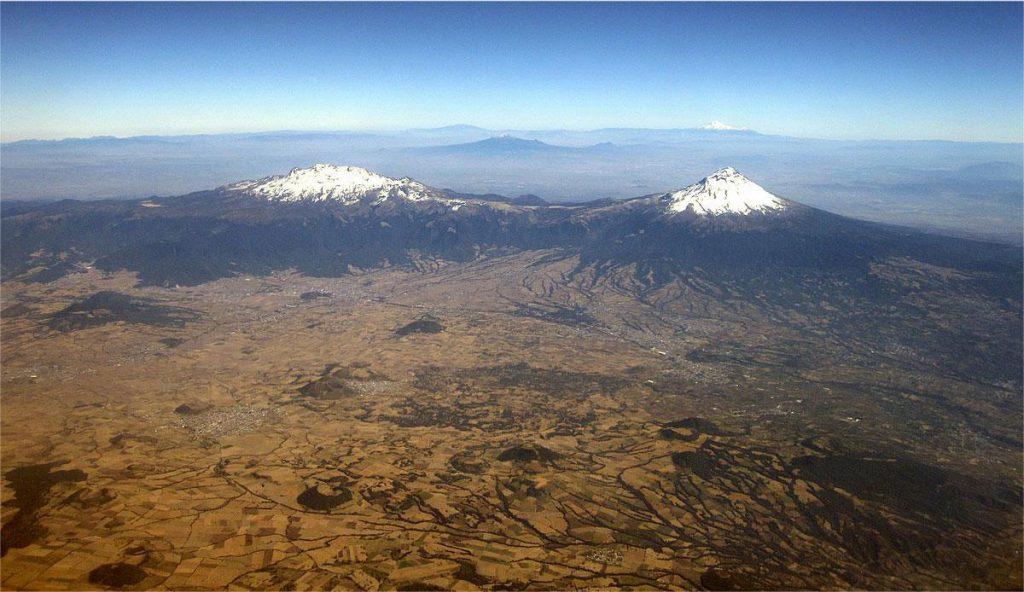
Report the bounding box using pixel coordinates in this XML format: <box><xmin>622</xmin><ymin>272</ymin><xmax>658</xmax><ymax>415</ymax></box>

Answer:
<box><xmin>1</xmin><ymin>253</ymin><xmax>1021</xmax><ymax>590</ymax></box>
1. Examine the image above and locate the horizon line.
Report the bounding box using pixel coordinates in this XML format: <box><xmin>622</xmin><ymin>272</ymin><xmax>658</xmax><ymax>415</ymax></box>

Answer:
<box><xmin>3</xmin><ymin>125</ymin><xmax>1023</xmax><ymax>147</ymax></box>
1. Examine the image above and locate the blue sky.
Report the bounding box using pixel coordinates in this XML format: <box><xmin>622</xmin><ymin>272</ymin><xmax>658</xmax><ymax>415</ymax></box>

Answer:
<box><xmin>1</xmin><ymin>2</ymin><xmax>1021</xmax><ymax>142</ymax></box>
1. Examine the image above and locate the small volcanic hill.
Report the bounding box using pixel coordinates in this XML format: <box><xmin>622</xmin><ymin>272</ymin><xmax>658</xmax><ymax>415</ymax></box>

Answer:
<box><xmin>410</xmin><ymin>135</ymin><xmax>576</xmax><ymax>155</ymax></box>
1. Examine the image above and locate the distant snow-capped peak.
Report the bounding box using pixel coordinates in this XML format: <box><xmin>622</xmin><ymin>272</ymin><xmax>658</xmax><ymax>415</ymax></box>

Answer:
<box><xmin>665</xmin><ymin>167</ymin><xmax>788</xmax><ymax>216</ymax></box>
<box><xmin>700</xmin><ymin>121</ymin><xmax>745</xmax><ymax>131</ymax></box>
<box><xmin>224</xmin><ymin>164</ymin><xmax>448</xmax><ymax>205</ymax></box>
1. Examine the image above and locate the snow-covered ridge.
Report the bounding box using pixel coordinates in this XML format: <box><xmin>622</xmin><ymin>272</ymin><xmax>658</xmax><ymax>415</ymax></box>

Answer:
<box><xmin>224</xmin><ymin>164</ymin><xmax>451</xmax><ymax>205</ymax></box>
<box><xmin>224</xmin><ymin>163</ymin><xmax>784</xmax><ymax>216</ymax></box>
<box><xmin>665</xmin><ymin>167</ymin><xmax>788</xmax><ymax>216</ymax></box>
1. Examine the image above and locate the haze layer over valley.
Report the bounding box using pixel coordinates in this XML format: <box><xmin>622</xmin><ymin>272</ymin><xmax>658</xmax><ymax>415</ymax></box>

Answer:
<box><xmin>3</xmin><ymin>125</ymin><xmax>1021</xmax><ymax>243</ymax></box>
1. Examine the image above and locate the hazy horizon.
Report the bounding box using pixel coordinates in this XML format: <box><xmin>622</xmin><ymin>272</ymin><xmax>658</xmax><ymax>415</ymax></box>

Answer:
<box><xmin>2</xmin><ymin>2</ymin><xmax>1022</xmax><ymax>143</ymax></box>
<box><xmin>4</xmin><ymin>122</ymin><xmax>1021</xmax><ymax>244</ymax></box>
<box><xmin>4</xmin><ymin>123</ymin><xmax>1024</xmax><ymax>146</ymax></box>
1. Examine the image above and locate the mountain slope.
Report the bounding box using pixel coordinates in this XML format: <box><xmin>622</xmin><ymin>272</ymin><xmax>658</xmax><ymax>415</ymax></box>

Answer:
<box><xmin>2</xmin><ymin>164</ymin><xmax>1018</xmax><ymax>293</ymax></box>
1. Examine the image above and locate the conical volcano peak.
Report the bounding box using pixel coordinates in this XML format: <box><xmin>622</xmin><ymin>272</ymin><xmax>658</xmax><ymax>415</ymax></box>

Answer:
<box><xmin>700</xmin><ymin>121</ymin><xmax>745</xmax><ymax>131</ymax></box>
<box><xmin>707</xmin><ymin>166</ymin><xmax>741</xmax><ymax>178</ymax></box>
<box><xmin>666</xmin><ymin>168</ymin><xmax>788</xmax><ymax>216</ymax></box>
<box><xmin>223</xmin><ymin>164</ymin><xmax>436</xmax><ymax>204</ymax></box>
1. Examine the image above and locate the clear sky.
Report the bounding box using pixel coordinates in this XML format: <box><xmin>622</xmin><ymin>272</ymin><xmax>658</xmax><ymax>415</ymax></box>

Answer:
<box><xmin>1</xmin><ymin>2</ymin><xmax>1021</xmax><ymax>142</ymax></box>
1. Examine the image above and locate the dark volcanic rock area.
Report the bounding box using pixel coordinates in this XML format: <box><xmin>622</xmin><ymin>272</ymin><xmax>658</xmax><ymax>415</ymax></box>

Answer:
<box><xmin>671</xmin><ymin>450</ymin><xmax>719</xmax><ymax>480</ymax></box>
<box><xmin>663</xmin><ymin>417</ymin><xmax>726</xmax><ymax>435</ymax></box>
<box><xmin>1</xmin><ymin>302</ymin><xmax>35</xmax><ymax>318</ymax></box>
<box><xmin>87</xmin><ymin>562</ymin><xmax>148</xmax><ymax>588</ymax></box>
<box><xmin>395</xmin><ymin>318</ymin><xmax>444</xmax><ymax>336</ymax></box>
<box><xmin>298</xmin><ymin>374</ymin><xmax>359</xmax><ymax>400</ymax></box>
<box><xmin>300</xmin><ymin>290</ymin><xmax>332</xmax><ymax>301</ymax></box>
<box><xmin>498</xmin><ymin>444</ymin><xmax>562</xmax><ymax>464</ymax></box>
<box><xmin>513</xmin><ymin>303</ymin><xmax>596</xmax><ymax>327</ymax></box>
<box><xmin>792</xmin><ymin>453</ymin><xmax>1020</xmax><ymax>524</ymax></box>
<box><xmin>1</xmin><ymin>462</ymin><xmax>87</xmax><ymax>557</ymax></box>
<box><xmin>173</xmin><ymin>403</ymin><xmax>210</xmax><ymax>416</ymax></box>
<box><xmin>296</xmin><ymin>479</ymin><xmax>353</xmax><ymax>512</ymax></box>
<box><xmin>47</xmin><ymin>291</ymin><xmax>199</xmax><ymax>332</ymax></box>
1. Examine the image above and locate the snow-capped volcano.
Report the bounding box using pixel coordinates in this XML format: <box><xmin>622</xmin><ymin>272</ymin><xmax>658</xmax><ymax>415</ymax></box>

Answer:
<box><xmin>664</xmin><ymin>167</ymin><xmax>788</xmax><ymax>216</ymax></box>
<box><xmin>224</xmin><ymin>164</ymin><xmax>450</xmax><ymax>205</ymax></box>
<box><xmin>700</xmin><ymin>121</ymin><xmax>745</xmax><ymax>131</ymax></box>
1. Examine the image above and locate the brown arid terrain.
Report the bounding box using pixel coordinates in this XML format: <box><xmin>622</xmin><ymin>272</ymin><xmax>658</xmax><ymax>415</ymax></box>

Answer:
<box><xmin>1</xmin><ymin>250</ymin><xmax>1021</xmax><ymax>591</ymax></box>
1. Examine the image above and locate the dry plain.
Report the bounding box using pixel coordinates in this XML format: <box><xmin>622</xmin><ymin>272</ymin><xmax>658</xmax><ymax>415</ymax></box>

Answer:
<box><xmin>1</xmin><ymin>251</ymin><xmax>1021</xmax><ymax>590</ymax></box>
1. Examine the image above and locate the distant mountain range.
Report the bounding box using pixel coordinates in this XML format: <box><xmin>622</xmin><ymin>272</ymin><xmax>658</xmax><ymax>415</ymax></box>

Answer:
<box><xmin>403</xmin><ymin>135</ymin><xmax>621</xmax><ymax>156</ymax></box>
<box><xmin>0</xmin><ymin>123</ymin><xmax>760</xmax><ymax>147</ymax></box>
